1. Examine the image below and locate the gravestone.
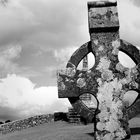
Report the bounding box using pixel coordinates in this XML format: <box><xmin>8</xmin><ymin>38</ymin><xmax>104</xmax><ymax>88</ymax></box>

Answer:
<box><xmin>67</xmin><ymin>107</ymin><xmax>81</xmax><ymax>123</ymax></box>
<box><xmin>68</xmin><ymin>56</ymin><xmax>90</xmax><ymax>124</ymax></box>
<box><xmin>68</xmin><ymin>56</ymin><xmax>96</xmax><ymax>124</ymax></box>
<box><xmin>57</xmin><ymin>1</ymin><xmax>140</xmax><ymax>140</ymax></box>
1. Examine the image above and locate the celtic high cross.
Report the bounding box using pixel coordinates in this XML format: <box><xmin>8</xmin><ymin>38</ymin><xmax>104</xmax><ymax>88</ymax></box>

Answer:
<box><xmin>57</xmin><ymin>1</ymin><xmax>140</xmax><ymax>139</ymax></box>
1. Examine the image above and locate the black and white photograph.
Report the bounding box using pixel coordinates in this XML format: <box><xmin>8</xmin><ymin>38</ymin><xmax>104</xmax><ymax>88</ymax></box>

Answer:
<box><xmin>0</xmin><ymin>0</ymin><xmax>140</xmax><ymax>139</ymax></box>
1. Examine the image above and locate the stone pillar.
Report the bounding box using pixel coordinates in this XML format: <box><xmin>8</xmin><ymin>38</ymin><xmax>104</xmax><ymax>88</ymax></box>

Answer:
<box><xmin>88</xmin><ymin>1</ymin><xmax>130</xmax><ymax>139</ymax></box>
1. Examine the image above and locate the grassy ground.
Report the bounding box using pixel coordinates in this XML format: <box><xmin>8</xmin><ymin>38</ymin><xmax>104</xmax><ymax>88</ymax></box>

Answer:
<box><xmin>0</xmin><ymin>122</ymin><xmax>95</xmax><ymax>140</ymax></box>
<box><xmin>0</xmin><ymin>117</ymin><xmax>140</xmax><ymax>140</ymax></box>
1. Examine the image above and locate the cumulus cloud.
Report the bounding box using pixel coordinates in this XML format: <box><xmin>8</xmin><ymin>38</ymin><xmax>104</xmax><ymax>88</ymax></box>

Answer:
<box><xmin>0</xmin><ymin>0</ymin><xmax>90</xmax><ymax>48</ymax></box>
<box><xmin>0</xmin><ymin>45</ymin><xmax>21</xmax><ymax>59</ymax></box>
<box><xmin>0</xmin><ymin>0</ymin><xmax>139</xmax><ymax>48</ymax></box>
<box><xmin>0</xmin><ymin>106</ymin><xmax>22</xmax><ymax>121</ymax></box>
<box><xmin>118</xmin><ymin>0</ymin><xmax>140</xmax><ymax>46</ymax></box>
<box><xmin>0</xmin><ymin>0</ymin><xmax>39</xmax><ymax>45</ymax></box>
<box><xmin>0</xmin><ymin>44</ymin><xmax>44</xmax><ymax>81</ymax></box>
<box><xmin>0</xmin><ymin>0</ymin><xmax>139</xmax><ymax>76</ymax></box>
<box><xmin>54</xmin><ymin>46</ymin><xmax>78</xmax><ymax>68</ymax></box>
<box><xmin>0</xmin><ymin>74</ymin><xmax>70</xmax><ymax>121</ymax></box>
<box><xmin>0</xmin><ymin>45</ymin><xmax>22</xmax><ymax>77</ymax></box>
<box><xmin>130</xmin><ymin>0</ymin><xmax>140</xmax><ymax>7</ymax></box>
<box><xmin>0</xmin><ymin>0</ymin><xmax>139</xmax><ymax>121</ymax></box>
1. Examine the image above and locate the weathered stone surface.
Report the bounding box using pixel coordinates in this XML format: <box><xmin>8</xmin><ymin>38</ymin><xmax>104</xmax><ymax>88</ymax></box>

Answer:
<box><xmin>88</xmin><ymin>1</ymin><xmax>117</xmax><ymax>8</ymax></box>
<box><xmin>57</xmin><ymin>67</ymin><xmax>98</xmax><ymax>98</ymax></box>
<box><xmin>88</xmin><ymin>1</ymin><xmax>119</xmax><ymax>33</ymax></box>
<box><xmin>57</xmin><ymin>1</ymin><xmax>140</xmax><ymax>139</ymax></box>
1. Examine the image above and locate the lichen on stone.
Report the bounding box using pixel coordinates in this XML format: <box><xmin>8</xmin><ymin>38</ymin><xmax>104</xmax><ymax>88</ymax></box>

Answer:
<box><xmin>59</xmin><ymin>67</ymin><xmax>76</xmax><ymax>78</ymax></box>
<box><xmin>112</xmin><ymin>40</ymin><xmax>120</xmax><ymax>55</ymax></box>
<box><xmin>97</xmin><ymin>122</ymin><xmax>106</xmax><ymax>131</ymax></box>
<box><xmin>58</xmin><ymin>82</ymin><xmax>66</xmax><ymax>91</ymax></box>
<box><xmin>101</xmin><ymin>70</ymin><xmax>114</xmax><ymax>81</ymax></box>
<box><xmin>97</xmin><ymin>78</ymin><xmax>103</xmax><ymax>86</ymax></box>
<box><xmin>98</xmin><ymin>45</ymin><xmax>104</xmax><ymax>51</ymax></box>
<box><xmin>96</xmin><ymin>71</ymin><xmax>128</xmax><ymax>139</ymax></box>
<box><xmin>77</xmin><ymin>78</ymin><xmax>86</xmax><ymax>88</ymax></box>
<box><xmin>103</xmin><ymin>133</ymin><xmax>115</xmax><ymax>140</ymax></box>
<box><xmin>96</xmin><ymin>56</ymin><xmax>111</xmax><ymax>72</ymax></box>
<box><xmin>115</xmin><ymin>128</ymin><xmax>127</xmax><ymax>139</ymax></box>
<box><xmin>94</xmin><ymin>39</ymin><xmax>99</xmax><ymax>45</ymax></box>
<box><xmin>116</xmin><ymin>62</ymin><xmax>127</xmax><ymax>72</ymax></box>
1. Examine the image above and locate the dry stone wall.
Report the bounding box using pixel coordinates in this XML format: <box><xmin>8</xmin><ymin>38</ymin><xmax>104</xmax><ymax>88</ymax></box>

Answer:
<box><xmin>0</xmin><ymin>114</ymin><xmax>54</xmax><ymax>134</ymax></box>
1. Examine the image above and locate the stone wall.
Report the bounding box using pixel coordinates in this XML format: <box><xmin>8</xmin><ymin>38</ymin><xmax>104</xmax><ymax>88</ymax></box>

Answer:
<box><xmin>0</xmin><ymin>114</ymin><xmax>54</xmax><ymax>135</ymax></box>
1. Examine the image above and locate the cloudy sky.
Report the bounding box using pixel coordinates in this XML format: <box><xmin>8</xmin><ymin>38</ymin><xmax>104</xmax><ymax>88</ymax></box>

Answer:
<box><xmin>0</xmin><ymin>0</ymin><xmax>139</xmax><ymax>121</ymax></box>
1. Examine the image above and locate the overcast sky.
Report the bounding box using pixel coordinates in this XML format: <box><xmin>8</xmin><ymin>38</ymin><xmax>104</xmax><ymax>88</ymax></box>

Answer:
<box><xmin>0</xmin><ymin>0</ymin><xmax>139</xmax><ymax>121</ymax></box>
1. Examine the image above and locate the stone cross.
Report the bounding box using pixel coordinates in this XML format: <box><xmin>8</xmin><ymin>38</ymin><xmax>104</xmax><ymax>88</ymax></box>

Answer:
<box><xmin>57</xmin><ymin>1</ymin><xmax>140</xmax><ymax>139</ymax></box>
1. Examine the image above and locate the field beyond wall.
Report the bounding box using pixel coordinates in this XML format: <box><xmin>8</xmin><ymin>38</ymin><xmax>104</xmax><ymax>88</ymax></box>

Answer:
<box><xmin>0</xmin><ymin>117</ymin><xmax>140</xmax><ymax>140</ymax></box>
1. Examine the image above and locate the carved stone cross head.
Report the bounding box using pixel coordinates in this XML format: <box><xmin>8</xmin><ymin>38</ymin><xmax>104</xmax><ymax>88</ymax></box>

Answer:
<box><xmin>57</xmin><ymin>1</ymin><xmax>140</xmax><ymax>139</ymax></box>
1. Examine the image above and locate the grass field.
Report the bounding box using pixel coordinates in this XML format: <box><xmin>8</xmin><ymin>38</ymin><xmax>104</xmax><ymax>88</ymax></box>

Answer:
<box><xmin>0</xmin><ymin>117</ymin><xmax>140</xmax><ymax>140</ymax></box>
